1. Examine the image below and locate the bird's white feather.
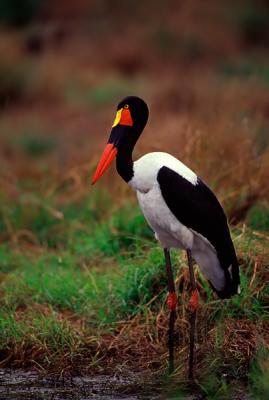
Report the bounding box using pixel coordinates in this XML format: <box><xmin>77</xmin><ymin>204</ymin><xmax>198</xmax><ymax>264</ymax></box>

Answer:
<box><xmin>129</xmin><ymin>152</ymin><xmax>225</xmax><ymax>291</ymax></box>
<box><xmin>129</xmin><ymin>152</ymin><xmax>197</xmax><ymax>193</ymax></box>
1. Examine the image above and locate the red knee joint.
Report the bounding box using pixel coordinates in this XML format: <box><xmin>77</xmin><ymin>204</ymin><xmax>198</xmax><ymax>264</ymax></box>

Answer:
<box><xmin>189</xmin><ymin>289</ymin><xmax>199</xmax><ymax>311</ymax></box>
<box><xmin>167</xmin><ymin>292</ymin><xmax>177</xmax><ymax>311</ymax></box>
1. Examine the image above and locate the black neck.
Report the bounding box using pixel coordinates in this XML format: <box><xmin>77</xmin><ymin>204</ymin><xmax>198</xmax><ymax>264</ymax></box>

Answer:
<box><xmin>115</xmin><ymin>116</ymin><xmax>148</xmax><ymax>183</ymax></box>
<box><xmin>116</xmin><ymin>140</ymin><xmax>135</xmax><ymax>183</ymax></box>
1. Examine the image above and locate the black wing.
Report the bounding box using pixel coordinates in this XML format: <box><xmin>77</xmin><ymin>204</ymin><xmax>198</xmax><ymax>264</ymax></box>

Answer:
<box><xmin>157</xmin><ymin>166</ymin><xmax>240</xmax><ymax>298</ymax></box>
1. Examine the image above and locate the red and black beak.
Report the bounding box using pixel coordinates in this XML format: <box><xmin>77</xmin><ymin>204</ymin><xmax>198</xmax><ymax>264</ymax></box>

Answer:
<box><xmin>92</xmin><ymin>107</ymin><xmax>133</xmax><ymax>184</ymax></box>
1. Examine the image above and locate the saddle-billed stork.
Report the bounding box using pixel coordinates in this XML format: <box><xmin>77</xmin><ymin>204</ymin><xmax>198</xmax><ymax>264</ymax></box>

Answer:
<box><xmin>92</xmin><ymin>96</ymin><xmax>240</xmax><ymax>378</ymax></box>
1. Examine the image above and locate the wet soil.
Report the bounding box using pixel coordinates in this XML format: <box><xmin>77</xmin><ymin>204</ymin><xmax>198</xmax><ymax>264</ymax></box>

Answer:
<box><xmin>0</xmin><ymin>369</ymin><xmax>253</xmax><ymax>400</ymax></box>
<box><xmin>0</xmin><ymin>369</ymin><xmax>168</xmax><ymax>400</ymax></box>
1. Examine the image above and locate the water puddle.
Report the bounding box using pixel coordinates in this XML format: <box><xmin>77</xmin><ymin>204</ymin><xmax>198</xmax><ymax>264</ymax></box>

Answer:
<box><xmin>0</xmin><ymin>369</ymin><xmax>166</xmax><ymax>400</ymax></box>
<box><xmin>0</xmin><ymin>369</ymin><xmax>252</xmax><ymax>399</ymax></box>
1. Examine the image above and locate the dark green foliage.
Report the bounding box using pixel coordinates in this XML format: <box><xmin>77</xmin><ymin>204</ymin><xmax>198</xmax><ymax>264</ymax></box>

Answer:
<box><xmin>219</xmin><ymin>59</ymin><xmax>269</xmax><ymax>84</ymax></box>
<box><xmin>73</xmin><ymin>205</ymin><xmax>153</xmax><ymax>257</ymax></box>
<box><xmin>0</xmin><ymin>195</ymin><xmax>164</xmax><ymax>319</ymax></box>
<box><xmin>0</xmin><ymin>195</ymin><xmax>62</xmax><ymax>247</ymax></box>
<box><xmin>150</xmin><ymin>29</ymin><xmax>179</xmax><ymax>55</ymax></box>
<box><xmin>0</xmin><ymin>245</ymin><xmax>28</xmax><ymax>273</ymax></box>
<box><xmin>246</xmin><ymin>203</ymin><xmax>269</xmax><ymax>232</ymax></box>
<box><xmin>150</xmin><ymin>29</ymin><xmax>204</xmax><ymax>62</ymax></box>
<box><xmin>236</xmin><ymin>3</ymin><xmax>269</xmax><ymax>46</ymax></box>
<box><xmin>3</xmin><ymin>254</ymin><xmax>94</xmax><ymax>312</ymax></box>
<box><xmin>0</xmin><ymin>190</ymin><xmax>111</xmax><ymax>249</ymax></box>
<box><xmin>110</xmin><ymin>206</ymin><xmax>153</xmax><ymax>250</ymax></box>
<box><xmin>249</xmin><ymin>348</ymin><xmax>269</xmax><ymax>399</ymax></box>
<box><xmin>0</xmin><ymin>307</ymin><xmax>82</xmax><ymax>353</ymax></box>
<box><xmin>1</xmin><ymin>246</ymin><xmax>166</xmax><ymax>324</ymax></box>
<box><xmin>114</xmin><ymin>247</ymin><xmax>167</xmax><ymax>317</ymax></box>
<box><xmin>0</xmin><ymin>0</ymin><xmax>44</xmax><ymax>27</ymax></box>
<box><xmin>89</xmin><ymin>82</ymin><xmax>132</xmax><ymax>106</ymax></box>
<box><xmin>199</xmin><ymin>374</ymin><xmax>232</xmax><ymax>400</ymax></box>
<box><xmin>178</xmin><ymin>34</ymin><xmax>205</xmax><ymax>61</ymax></box>
<box><xmin>0</xmin><ymin>64</ymin><xmax>29</xmax><ymax>107</ymax></box>
<box><xmin>16</xmin><ymin>134</ymin><xmax>57</xmax><ymax>157</ymax></box>
<box><xmin>66</xmin><ymin>80</ymin><xmax>134</xmax><ymax>108</ymax></box>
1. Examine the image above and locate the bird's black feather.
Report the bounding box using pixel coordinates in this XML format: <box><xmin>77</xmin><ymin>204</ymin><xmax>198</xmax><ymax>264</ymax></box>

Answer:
<box><xmin>157</xmin><ymin>166</ymin><xmax>240</xmax><ymax>299</ymax></box>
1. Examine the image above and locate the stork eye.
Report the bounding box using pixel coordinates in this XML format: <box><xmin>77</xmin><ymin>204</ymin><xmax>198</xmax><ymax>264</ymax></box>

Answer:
<box><xmin>124</xmin><ymin>104</ymin><xmax>129</xmax><ymax>109</ymax></box>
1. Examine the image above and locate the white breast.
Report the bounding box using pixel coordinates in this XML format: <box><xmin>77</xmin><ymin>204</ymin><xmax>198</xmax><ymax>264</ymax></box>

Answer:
<box><xmin>136</xmin><ymin>183</ymin><xmax>194</xmax><ymax>249</ymax></box>
<box><xmin>129</xmin><ymin>152</ymin><xmax>197</xmax><ymax>193</ymax></box>
<box><xmin>129</xmin><ymin>152</ymin><xmax>225</xmax><ymax>291</ymax></box>
<box><xmin>129</xmin><ymin>151</ymin><xmax>197</xmax><ymax>249</ymax></box>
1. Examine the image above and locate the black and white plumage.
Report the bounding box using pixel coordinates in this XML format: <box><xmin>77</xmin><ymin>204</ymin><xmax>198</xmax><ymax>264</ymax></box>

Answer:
<box><xmin>92</xmin><ymin>96</ymin><xmax>240</xmax><ymax>299</ymax></box>
<box><xmin>130</xmin><ymin>152</ymin><xmax>240</xmax><ymax>298</ymax></box>
<box><xmin>92</xmin><ymin>95</ymin><xmax>240</xmax><ymax>376</ymax></box>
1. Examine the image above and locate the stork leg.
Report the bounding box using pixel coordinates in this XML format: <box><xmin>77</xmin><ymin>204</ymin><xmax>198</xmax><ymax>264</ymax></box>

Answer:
<box><xmin>186</xmin><ymin>249</ymin><xmax>199</xmax><ymax>380</ymax></box>
<box><xmin>164</xmin><ymin>248</ymin><xmax>177</xmax><ymax>374</ymax></box>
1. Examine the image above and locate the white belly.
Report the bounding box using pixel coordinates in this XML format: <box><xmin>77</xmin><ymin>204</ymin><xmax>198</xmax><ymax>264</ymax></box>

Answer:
<box><xmin>136</xmin><ymin>184</ymin><xmax>225</xmax><ymax>291</ymax></box>
<box><xmin>136</xmin><ymin>183</ymin><xmax>194</xmax><ymax>250</ymax></box>
<box><xmin>128</xmin><ymin>152</ymin><xmax>225</xmax><ymax>291</ymax></box>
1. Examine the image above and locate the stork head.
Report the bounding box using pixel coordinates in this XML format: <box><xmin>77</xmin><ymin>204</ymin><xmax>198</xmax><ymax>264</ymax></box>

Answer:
<box><xmin>92</xmin><ymin>96</ymin><xmax>149</xmax><ymax>184</ymax></box>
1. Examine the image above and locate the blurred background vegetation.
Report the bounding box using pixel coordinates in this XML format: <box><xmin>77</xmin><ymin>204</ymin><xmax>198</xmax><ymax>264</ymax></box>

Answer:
<box><xmin>0</xmin><ymin>0</ymin><xmax>269</xmax><ymax>209</ymax></box>
<box><xmin>0</xmin><ymin>0</ymin><xmax>268</xmax><ymax>397</ymax></box>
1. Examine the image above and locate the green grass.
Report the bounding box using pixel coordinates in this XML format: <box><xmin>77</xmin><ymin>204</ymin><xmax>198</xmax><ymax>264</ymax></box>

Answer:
<box><xmin>0</xmin><ymin>189</ymin><xmax>166</xmax><ymax>322</ymax></box>
<box><xmin>1</xmin><ymin>244</ymin><xmax>167</xmax><ymax>321</ymax></box>
<box><xmin>249</xmin><ymin>348</ymin><xmax>269</xmax><ymax>399</ymax></box>
<box><xmin>0</xmin><ymin>308</ymin><xmax>80</xmax><ymax>352</ymax></box>
<box><xmin>0</xmin><ymin>187</ymin><xmax>268</xmax><ymax>397</ymax></box>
